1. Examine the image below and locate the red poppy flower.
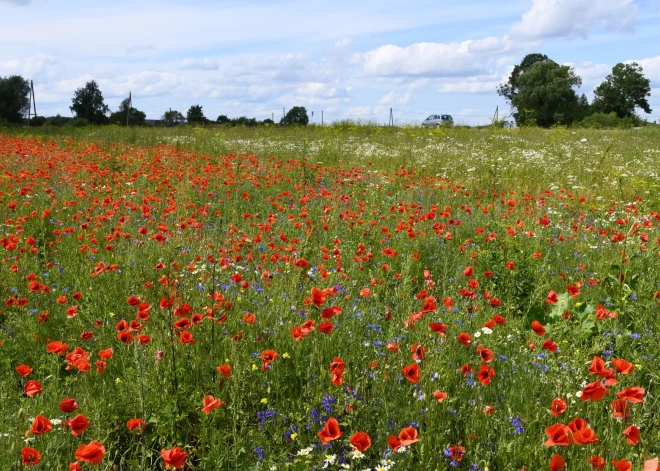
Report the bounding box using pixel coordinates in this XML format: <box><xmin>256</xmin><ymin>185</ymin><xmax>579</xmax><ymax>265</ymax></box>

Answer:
<box><xmin>126</xmin><ymin>418</ymin><xmax>147</xmax><ymax>432</ymax></box>
<box><xmin>15</xmin><ymin>364</ymin><xmax>33</xmax><ymax>377</ymax></box>
<box><xmin>458</xmin><ymin>332</ymin><xmax>472</xmax><ymax>347</ymax></box>
<box><xmin>311</xmin><ymin>287</ymin><xmax>326</xmax><ymax>307</ymax></box>
<box><xmin>622</xmin><ymin>425</ymin><xmax>640</xmax><ymax>445</ymax></box>
<box><xmin>476</xmin><ymin>345</ymin><xmax>494</xmax><ymax>363</ymax></box>
<box><xmin>261</xmin><ymin>350</ymin><xmax>277</xmax><ymax>371</ymax></box>
<box><xmin>483</xmin><ymin>405</ymin><xmax>496</xmax><ymax>416</ymax></box>
<box><xmin>201</xmin><ymin>395</ymin><xmax>225</xmax><ymax>413</ymax></box>
<box><xmin>588</xmin><ymin>456</ymin><xmax>606</xmax><ymax>470</ymax></box>
<box><xmin>22</xmin><ymin>447</ymin><xmax>41</xmax><ymax>465</ymax></box>
<box><xmin>588</xmin><ymin>356</ymin><xmax>613</xmax><ymax>378</ymax></box>
<box><xmin>581</xmin><ymin>381</ymin><xmax>609</xmax><ymax>402</ymax></box>
<box><xmin>609</xmin><ymin>399</ymin><xmax>631</xmax><ymax>420</ymax></box>
<box><xmin>46</xmin><ymin>340</ymin><xmax>68</xmax><ymax>355</ymax></box>
<box><xmin>573</xmin><ymin>427</ymin><xmax>599</xmax><ymax>445</ymax></box>
<box><xmin>66</xmin><ymin>414</ymin><xmax>91</xmax><ymax>437</ymax></box>
<box><xmin>97</xmin><ymin>348</ymin><xmax>113</xmax><ymax>360</ymax></box>
<box><xmin>349</xmin><ymin>431</ymin><xmax>371</xmax><ymax>452</ymax></box>
<box><xmin>387</xmin><ymin>435</ymin><xmax>402</xmax><ymax>451</ymax></box>
<box><xmin>550</xmin><ymin>397</ymin><xmax>567</xmax><ymax>416</ymax></box>
<box><xmin>477</xmin><ymin>364</ymin><xmax>496</xmax><ymax>386</ymax></box>
<box><xmin>317</xmin><ymin>417</ymin><xmax>342</xmax><ymax>444</ymax></box>
<box><xmin>429</xmin><ymin>322</ymin><xmax>447</xmax><ymax>335</ymax></box>
<box><xmin>493</xmin><ymin>314</ymin><xmax>506</xmax><ymax>325</ymax></box>
<box><xmin>612</xmin><ymin>359</ymin><xmax>634</xmax><ymax>375</ymax></box>
<box><xmin>644</xmin><ymin>458</ymin><xmax>659</xmax><ymax>471</ymax></box>
<box><xmin>566</xmin><ymin>284</ymin><xmax>580</xmax><ymax>297</ymax></box>
<box><xmin>320</xmin><ymin>306</ymin><xmax>342</xmax><ymax>319</ymax></box>
<box><xmin>433</xmin><ymin>390</ymin><xmax>448</xmax><ymax>402</ymax></box>
<box><xmin>402</xmin><ymin>363</ymin><xmax>420</xmax><ymax>383</ymax></box>
<box><xmin>612</xmin><ymin>458</ymin><xmax>632</xmax><ymax>471</ymax></box>
<box><xmin>550</xmin><ymin>454</ymin><xmax>565</xmax><ymax>471</ymax></box>
<box><xmin>161</xmin><ymin>447</ymin><xmax>187</xmax><ymax>469</ymax></box>
<box><xmin>544</xmin><ymin>423</ymin><xmax>573</xmax><ymax>446</ymax></box>
<box><xmin>542</xmin><ymin>339</ymin><xmax>558</xmax><ymax>353</ymax></box>
<box><xmin>617</xmin><ymin>386</ymin><xmax>645</xmax><ymax>404</ymax></box>
<box><xmin>530</xmin><ymin>320</ymin><xmax>546</xmax><ymax>336</ymax></box>
<box><xmin>398</xmin><ymin>426</ymin><xmax>420</xmax><ymax>446</ymax></box>
<box><xmin>217</xmin><ymin>364</ymin><xmax>231</xmax><ymax>378</ymax></box>
<box><xmin>24</xmin><ymin>380</ymin><xmax>42</xmax><ymax>397</ymax></box>
<box><xmin>60</xmin><ymin>397</ymin><xmax>79</xmax><ymax>413</ymax></box>
<box><xmin>319</xmin><ymin>321</ymin><xmax>334</xmax><ymax>334</ymax></box>
<box><xmin>75</xmin><ymin>440</ymin><xmax>105</xmax><ymax>465</ymax></box>
<box><xmin>546</xmin><ymin>290</ymin><xmax>559</xmax><ymax>304</ymax></box>
<box><xmin>30</xmin><ymin>415</ymin><xmax>52</xmax><ymax>435</ymax></box>
<box><xmin>411</xmin><ymin>343</ymin><xmax>426</xmax><ymax>361</ymax></box>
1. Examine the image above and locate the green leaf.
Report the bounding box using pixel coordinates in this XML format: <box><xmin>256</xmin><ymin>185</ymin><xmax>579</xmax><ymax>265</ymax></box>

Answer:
<box><xmin>526</xmin><ymin>305</ymin><xmax>548</xmax><ymax>325</ymax></box>
<box><xmin>549</xmin><ymin>292</ymin><xmax>570</xmax><ymax>319</ymax></box>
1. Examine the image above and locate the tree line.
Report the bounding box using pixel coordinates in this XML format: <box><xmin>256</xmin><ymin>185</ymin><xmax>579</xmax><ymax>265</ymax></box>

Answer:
<box><xmin>1</xmin><ymin>56</ymin><xmax>654</xmax><ymax>129</ymax></box>
<box><xmin>498</xmin><ymin>53</ymin><xmax>653</xmax><ymax>128</ymax></box>
<box><xmin>0</xmin><ymin>77</ymin><xmax>311</xmax><ymax>127</ymax></box>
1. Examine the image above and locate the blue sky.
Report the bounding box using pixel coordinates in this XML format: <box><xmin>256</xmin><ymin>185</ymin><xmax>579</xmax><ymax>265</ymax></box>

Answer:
<box><xmin>1</xmin><ymin>0</ymin><xmax>659</xmax><ymax>124</ymax></box>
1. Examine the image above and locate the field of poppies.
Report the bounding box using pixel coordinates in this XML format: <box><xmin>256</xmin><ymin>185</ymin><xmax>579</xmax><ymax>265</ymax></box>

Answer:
<box><xmin>1</xmin><ymin>125</ymin><xmax>660</xmax><ymax>470</ymax></box>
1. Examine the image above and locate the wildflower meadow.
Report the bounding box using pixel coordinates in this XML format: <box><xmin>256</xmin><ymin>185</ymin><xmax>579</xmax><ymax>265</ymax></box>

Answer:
<box><xmin>1</xmin><ymin>125</ymin><xmax>660</xmax><ymax>470</ymax></box>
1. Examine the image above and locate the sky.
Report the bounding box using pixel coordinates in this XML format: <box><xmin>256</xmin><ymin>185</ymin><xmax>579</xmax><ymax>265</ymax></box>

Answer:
<box><xmin>1</xmin><ymin>0</ymin><xmax>660</xmax><ymax>125</ymax></box>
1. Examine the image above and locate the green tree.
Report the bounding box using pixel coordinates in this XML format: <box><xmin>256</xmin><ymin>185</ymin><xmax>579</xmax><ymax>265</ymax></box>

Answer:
<box><xmin>70</xmin><ymin>80</ymin><xmax>110</xmax><ymax>124</ymax></box>
<box><xmin>592</xmin><ymin>62</ymin><xmax>652</xmax><ymax>118</ymax></box>
<box><xmin>280</xmin><ymin>106</ymin><xmax>309</xmax><ymax>126</ymax></box>
<box><xmin>187</xmin><ymin>104</ymin><xmax>207</xmax><ymax>124</ymax></box>
<box><xmin>108</xmin><ymin>98</ymin><xmax>146</xmax><ymax>126</ymax></box>
<box><xmin>162</xmin><ymin>110</ymin><xmax>185</xmax><ymax>126</ymax></box>
<box><xmin>0</xmin><ymin>75</ymin><xmax>30</xmax><ymax>124</ymax></box>
<box><xmin>216</xmin><ymin>114</ymin><xmax>231</xmax><ymax>124</ymax></box>
<box><xmin>498</xmin><ymin>54</ymin><xmax>551</xmax><ymax>104</ymax></box>
<box><xmin>510</xmin><ymin>60</ymin><xmax>582</xmax><ymax>127</ymax></box>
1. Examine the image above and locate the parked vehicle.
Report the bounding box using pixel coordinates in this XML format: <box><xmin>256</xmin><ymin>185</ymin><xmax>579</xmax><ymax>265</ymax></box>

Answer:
<box><xmin>422</xmin><ymin>114</ymin><xmax>453</xmax><ymax>127</ymax></box>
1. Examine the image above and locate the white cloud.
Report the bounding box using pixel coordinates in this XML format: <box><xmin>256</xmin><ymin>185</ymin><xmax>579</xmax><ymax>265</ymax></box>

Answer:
<box><xmin>509</xmin><ymin>0</ymin><xmax>637</xmax><ymax>40</ymax></box>
<box><xmin>633</xmin><ymin>55</ymin><xmax>660</xmax><ymax>84</ymax></box>
<box><xmin>567</xmin><ymin>61</ymin><xmax>611</xmax><ymax>86</ymax></box>
<box><xmin>357</xmin><ymin>41</ymin><xmax>498</xmax><ymax>78</ymax></box>
<box><xmin>0</xmin><ymin>53</ymin><xmax>63</xmax><ymax>81</ymax></box>
<box><xmin>0</xmin><ymin>0</ymin><xmax>30</xmax><ymax>4</ymax></box>
<box><xmin>180</xmin><ymin>58</ymin><xmax>219</xmax><ymax>71</ymax></box>
<box><xmin>380</xmin><ymin>90</ymin><xmax>412</xmax><ymax>105</ymax></box>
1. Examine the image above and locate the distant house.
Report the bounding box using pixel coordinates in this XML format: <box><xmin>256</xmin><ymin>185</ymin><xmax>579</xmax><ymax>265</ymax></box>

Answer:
<box><xmin>144</xmin><ymin>119</ymin><xmax>161</xmax><ymax>127</ymax></box>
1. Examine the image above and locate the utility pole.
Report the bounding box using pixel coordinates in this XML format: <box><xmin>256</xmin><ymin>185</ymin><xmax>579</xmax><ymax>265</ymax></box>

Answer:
<box><xmin>126</xmin><ymin>91</ymin><xmax>132</xmax><ymax>127</ymax></box>
<box><xmin>311</xmin><ymin>110</ymin><xmax>314</xmax><ymax>123</ymax></box>
<box><xmin>272</xmin><ymin>112</ymin><xmax>274</xmax><ymax>122</ymax></box>
<box><xmin>27</xmin><ymin>80</ymin><xmax>37</xmax><ymax>126</ymax></box>
<box><xmin>493</xmin><ymin>106</ymin><xmax>499</xmax><ymax>122</ymax></box>
<box><xmin>389</xmin><ymin>108</ymin><xmax>394</xmax><ymax>126</ymax></box>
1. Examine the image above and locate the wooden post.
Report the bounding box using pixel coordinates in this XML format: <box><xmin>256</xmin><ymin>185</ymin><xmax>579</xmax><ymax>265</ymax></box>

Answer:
<box><xmin>126</xmin><ymin>91</ymin><xmax>132</xmax><ymax>126</ymax></box>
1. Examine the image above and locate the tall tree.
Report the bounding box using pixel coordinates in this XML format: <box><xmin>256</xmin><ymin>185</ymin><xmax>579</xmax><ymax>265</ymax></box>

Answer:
<box><xmin>280</xmin><ymin>106</ymin><xmax>309</xmax><ymax>126</ymax></box>
<box><xmin>108</xmin><ymin>98</ymin><xmax>146</xmax><ymax>126</ymax></box>
<box><xmin>162</xmin><ymin>110</ymin><xmax>185</xmax><ymax>126</ymax></box>
<box><xmin>70</xmin><ymin>81</ymin><xmax>109</xmax><ymax>124</ymax></box>
<box><xmin>592</xmin><ymin>62</ymin><xmax>652</xmax><ymax>118</ymax></box>
<box><xmin>498</xmin><ymin>53</ymin><xmax>551</xmax><ymax>104</ymax></box>
<box><xmin>511</xmin><ymin>60</ymin><xmax>582</xmax><ymax>127</ymax></box>
<box><xmin>186</xmin><ymin>105</ymin><xmax>207</xmax><ymax>124</ymax></box>
<box><xmin>0</xmin><ymin>75</ymin><xmax>30</xmax><ymax>124</ymax></box>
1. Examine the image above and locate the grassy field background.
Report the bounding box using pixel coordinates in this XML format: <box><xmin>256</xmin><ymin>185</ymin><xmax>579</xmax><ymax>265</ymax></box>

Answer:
<box><xmin>1</xmin><ymin>125</ymin><xmax>659</xmax><ymax>470</ymax></box>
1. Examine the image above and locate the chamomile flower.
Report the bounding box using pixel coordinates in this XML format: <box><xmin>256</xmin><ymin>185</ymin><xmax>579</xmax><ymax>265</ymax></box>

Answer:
<box><xmin>297</xmin><ymin>447</ymin><xmax>313</xmax><ymax>456</ymax></box>
<box><xmin>350</xmin><ymin>449</ymin><xmax>365</xmax><ymax>459</ymax></box>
